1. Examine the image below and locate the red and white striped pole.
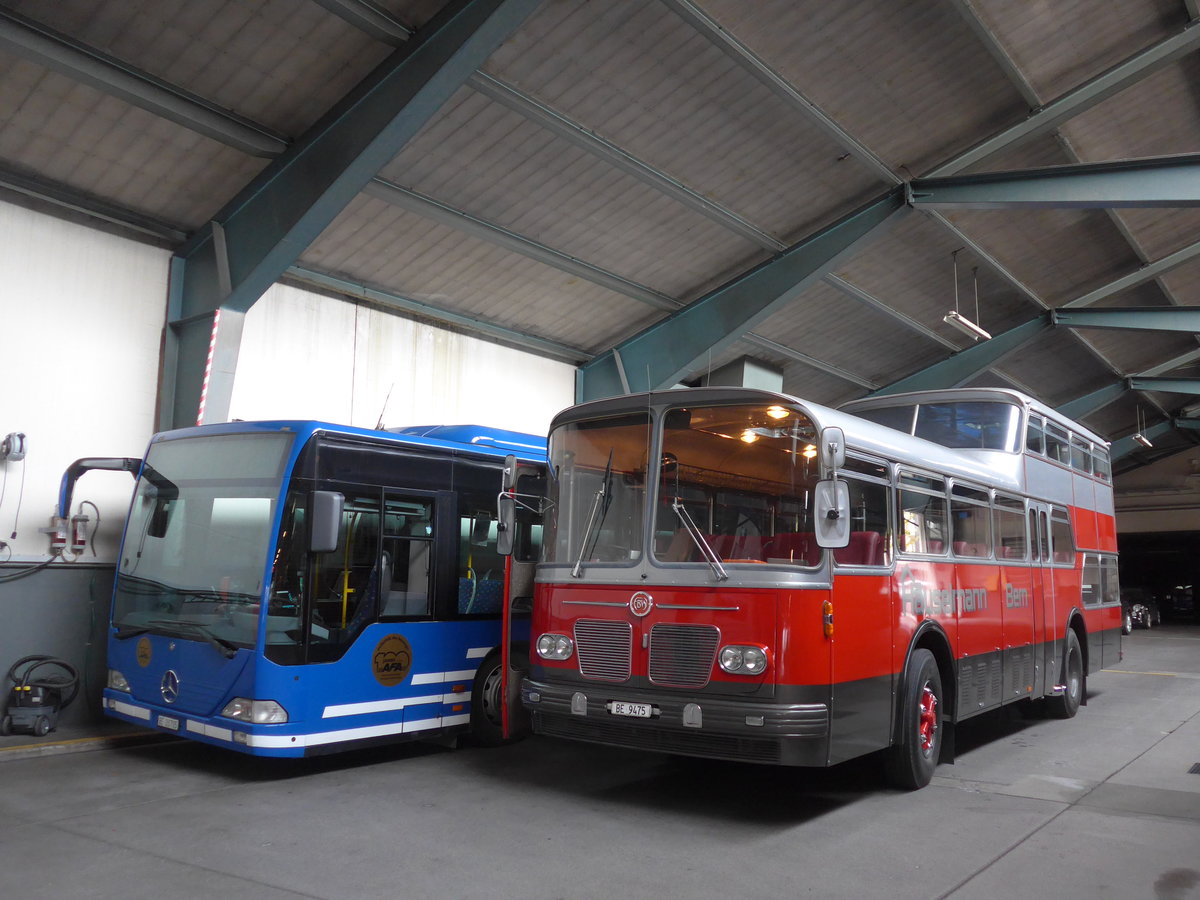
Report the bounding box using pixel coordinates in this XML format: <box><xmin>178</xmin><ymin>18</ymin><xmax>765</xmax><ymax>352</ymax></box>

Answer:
<box><xmin>196</xmin><ymin>308</ymin><xmax>221</xmax><ymax>426</ymax></box>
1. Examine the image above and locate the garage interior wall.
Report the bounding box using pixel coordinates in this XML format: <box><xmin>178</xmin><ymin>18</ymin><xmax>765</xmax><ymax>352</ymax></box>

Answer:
<box><xmin>0</xmin><ymin>198</ymin><xmax>574</xmax><ymax>725</ymax></box>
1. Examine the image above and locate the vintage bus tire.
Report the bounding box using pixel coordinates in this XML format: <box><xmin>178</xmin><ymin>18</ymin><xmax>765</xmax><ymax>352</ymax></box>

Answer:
<box><xmin>1047</xmin><ymin>630</ymin><xmax>1083</xmax><ymax>719</ymax></box>
<box><xmin>1121</xmin><ymin>609</ymin><xmax>1133</xmax><ymax>635</ymax></box>
<box><xmin>885</xmin><ymin>649</ymin><xmax>943</xmax><ymax>790</ymax></box>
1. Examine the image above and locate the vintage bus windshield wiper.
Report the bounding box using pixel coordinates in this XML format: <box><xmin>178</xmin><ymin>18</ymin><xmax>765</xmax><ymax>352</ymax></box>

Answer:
<box><xmin>572</xmin><ymin>451</ymin><xmax>613</xmax><ymax>578</ymax></box>
<box><xmin>671</xmin><ymin>497</ymin><xmax>728</xmax><ymax>581</ymax></box>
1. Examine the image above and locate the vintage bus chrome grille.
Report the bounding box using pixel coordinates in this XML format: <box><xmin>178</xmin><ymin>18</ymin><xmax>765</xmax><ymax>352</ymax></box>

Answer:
<box><xmin>574</xmin><ymin>619</ymin><xmax>632</xmax><ymax>682</ymax></box>
<box><xmin>648</xmin><ymin>624</ymin><xmax>720</xmax><ymax>688</ymax></box>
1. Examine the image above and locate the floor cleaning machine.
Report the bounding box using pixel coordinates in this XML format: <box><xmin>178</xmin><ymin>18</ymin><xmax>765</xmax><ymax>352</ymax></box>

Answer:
<box><xmin>1</xmin><ymin>655</ymin><xmax>80</xmax><ymax>737</ymax></box>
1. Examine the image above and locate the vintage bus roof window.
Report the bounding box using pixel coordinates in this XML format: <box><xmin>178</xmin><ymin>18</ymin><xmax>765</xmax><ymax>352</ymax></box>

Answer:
<box><xmin>543</xmin><ymin>412</ymin><xmax>650</xmax><ymax>570</ymax></box>
<box><xmin>654</xmin><ymin>403</ymin><xmax>821</xmax><ymax>568</ymax></box>
<box><xmin>914</xmin><ymin>401</ymin><xmax>1021</xmax><ymax>451</ymax></box>
<box><xmin>853</xmin><ymin>404</ymin><xmax>917</xmax><ymax>434</ymax></box>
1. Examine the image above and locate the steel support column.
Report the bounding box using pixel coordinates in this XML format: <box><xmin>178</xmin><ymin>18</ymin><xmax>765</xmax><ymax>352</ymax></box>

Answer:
<box><xmin>576</xmin><ymin>189</ymin><xmax>907</xmax><ymax>402</ymax></box>
<box><xmin>163</xmin><ymin>0</ymin><xmax>539</xmax><ymax>428</ymax></box>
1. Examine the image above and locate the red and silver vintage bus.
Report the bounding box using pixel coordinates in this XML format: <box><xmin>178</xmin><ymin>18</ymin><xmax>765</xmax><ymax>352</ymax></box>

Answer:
<box><xmin>514</xmin><ymin>387</ymin><xmax>1120</xmax><ymax>789</ymax></box>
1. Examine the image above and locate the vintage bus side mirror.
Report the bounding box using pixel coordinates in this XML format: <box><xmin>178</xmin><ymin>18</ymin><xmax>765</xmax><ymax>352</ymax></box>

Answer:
<box><xmin>309</xmin><ymin>490</ymin><xmax>344</xmax><ymax>553</ymax></box>
<box><xmin>497</xmin><ymin>454</ymin><xmax>519</xmax><ymax>556</ymax></box>
<box><xmin>814</xmin><ymin>478</ymin><xmax>851</xmax><ymax>548</ymax></box>
<box><xmin>819</xmin><ymin>426</ymin><xmax>846</xmax><ymax>471</ymax></box>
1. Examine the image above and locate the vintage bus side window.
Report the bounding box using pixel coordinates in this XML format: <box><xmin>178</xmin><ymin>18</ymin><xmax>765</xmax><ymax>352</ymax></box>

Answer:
<box><xmin>1082</xmin><ymin>554</ymin><xmax>1101</xmax><ymax>605</ymax></box>
<box><xmin>994</xmin><ymin>494</ymin><xmax>1026</xmax><ymax>560</ymax></box>
<box><xmin>1026</xmin><ymin>415</ymin><xmax>1045</xmax><ymax>455</ymax></box>
<box><xmin>834</xmin><ymin>457</ymin><xmax>890</xmax><ymax>567</ymax></box>
<box><xmin>897</xmin><ymin>471</ymin><xmax>947</xmax><ymax>555</ymax></box>
<box><xmin>1049</xmin><ymin>506</ymin><xmax>1075</xmax><ymax>564</ymax></box>
<box><xmin>1101</xmin><ymin>556</ymin><xmax>1119</xmax><ymax>603</ymax></box>
<box><xmin>1070</xmin><ymin>435</ymin><xmax>1092</xmax><ymax>473</ymax></box>
<box><xmin>380</xmin><ymin>495</ymin><xmax>435</xmax><ymax>619</ymax></box>
<box><xmin>950</xmin><ymin>483</ymin><xmax>992</xmax><ymax>558</ymax></box>
<box><xmin>1092</xmin><ymin>449</ymin><xmax>1112</xmax><ymax>482</ymax></box>
<box><xmin>1044</xmin><ymin>422</ymin><xmax>1070</xmax><ymax>465</ymax></box>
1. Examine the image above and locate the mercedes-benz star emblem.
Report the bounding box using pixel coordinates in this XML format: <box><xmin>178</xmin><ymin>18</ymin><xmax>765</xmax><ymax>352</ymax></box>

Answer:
<box><xmin>161</xmin><ymin>669</ymin><xmax>180</xmax><ymax>704</ymax></box>
<box><xmin>629</xmin><ymin>591</ymin><xmax>654</xmax><ymax>617</ymax></box>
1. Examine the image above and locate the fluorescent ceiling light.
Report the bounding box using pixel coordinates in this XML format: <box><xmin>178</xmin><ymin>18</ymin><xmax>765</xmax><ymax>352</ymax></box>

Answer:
<box><xmin>943</xmin><ymin>310</ymin><xmax>991</xmax><ymax>341</ymax></box>
<box><xmin>1133</xmin><ymin>432</ymin><xmax>1153</xmax><ymax>449</ymax></box>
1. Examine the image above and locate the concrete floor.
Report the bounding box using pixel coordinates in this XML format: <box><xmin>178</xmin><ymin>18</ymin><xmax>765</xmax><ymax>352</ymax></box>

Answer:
<box><xmin>2</xmin><ymin>626</ymin><xmax>1198</xmax><ymax>900</ymax></box>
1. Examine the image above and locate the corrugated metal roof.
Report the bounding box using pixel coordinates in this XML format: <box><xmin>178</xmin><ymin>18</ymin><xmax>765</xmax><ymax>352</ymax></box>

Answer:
<box><xmin>3</xmin><ymin>0</ymin><xmax>1200</xmax><ymax>470</ymax></box>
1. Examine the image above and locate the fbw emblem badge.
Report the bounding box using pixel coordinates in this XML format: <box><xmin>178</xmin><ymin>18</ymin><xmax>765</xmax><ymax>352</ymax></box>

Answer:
<box><xmin>629</xmin><ymin>591</ymin><xmax>654</xmax><ymax>617</ymax></box>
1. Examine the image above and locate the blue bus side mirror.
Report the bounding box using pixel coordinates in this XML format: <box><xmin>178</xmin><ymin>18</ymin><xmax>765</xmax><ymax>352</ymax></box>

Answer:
<box><xmin>310</xmin><ymin>491</ymin><xmax>344</xmax><ymax>553</ymax></box>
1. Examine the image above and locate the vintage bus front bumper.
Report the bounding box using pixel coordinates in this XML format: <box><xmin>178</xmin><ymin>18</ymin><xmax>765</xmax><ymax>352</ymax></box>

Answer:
<box><xmin>522</xmin><ymin>677</ymin><xmax>830</xmax><ymax>767</ymax></box>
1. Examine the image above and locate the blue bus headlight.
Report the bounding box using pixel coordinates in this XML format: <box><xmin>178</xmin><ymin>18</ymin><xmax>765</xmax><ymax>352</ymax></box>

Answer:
<box><xmin>718</xmin><ymin>645</ymin><xmax>768</xmax><ymax>675</ymax></box>
<box><xmin>221</xmin><ymin>698</ymin><xmax>289</xmax><ymax>724</ymax></box>
<box><xmin>536</xmin><ymin>633</ymin><xmax>574</xmax><ymax>661</ymax></box>
<box><xmin>107</xmin><ymin>669</ymin><xmax>130</xmax><ymax>692</ymax></box>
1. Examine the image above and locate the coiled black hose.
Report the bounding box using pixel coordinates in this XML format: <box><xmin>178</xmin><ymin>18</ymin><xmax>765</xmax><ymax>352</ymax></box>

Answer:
<box><xmin>5</xmin><ymin>655</ymin><xmax>81</xmax><ymax>710</ymax></box>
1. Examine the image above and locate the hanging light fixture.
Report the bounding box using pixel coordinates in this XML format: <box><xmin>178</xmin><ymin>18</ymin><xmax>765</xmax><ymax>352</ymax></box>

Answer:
<box><xmin>944</xmin><ymin>251</ymin><xmax>991</xmax><ymax>341</ymax></box>
<box><xmin>1132</xmin><ymin>405</ymin><xmax>1153</xmax><ymax>448</ymax></box>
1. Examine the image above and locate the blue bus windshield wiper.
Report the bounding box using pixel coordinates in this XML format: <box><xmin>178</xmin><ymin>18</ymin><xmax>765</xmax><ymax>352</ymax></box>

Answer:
<box><xmin>572</xmin><ymin>451</ymin><xmax>613</xmax><ymax>578</ymax></box>
<box><xmin>671</xmin><ymin>498</ymin><xmax>727</xmax><ymax>581</ymax></box>
<box><xmin>145</xmin><ymin>619</ymin><xmax>240</xmax><ymax>659</ymax></box>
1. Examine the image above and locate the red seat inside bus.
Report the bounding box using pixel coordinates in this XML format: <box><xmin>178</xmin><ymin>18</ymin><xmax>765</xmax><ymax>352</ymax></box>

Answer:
<box><xmin>835</xmin><ymin>531</ymin><xmax>884</xmax><ymax>566</ymax></box>
<box><xmin>767</xmin><ymin>532</ymin><xmax>817</xmax><ymax>565</ymax></box>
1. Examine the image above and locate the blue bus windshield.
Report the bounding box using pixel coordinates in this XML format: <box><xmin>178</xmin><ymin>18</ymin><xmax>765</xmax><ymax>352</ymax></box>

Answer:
<box><xmin>113</xmin><ymin>431</ymin><xmax>294</xmax><ymax>647</ymax></box>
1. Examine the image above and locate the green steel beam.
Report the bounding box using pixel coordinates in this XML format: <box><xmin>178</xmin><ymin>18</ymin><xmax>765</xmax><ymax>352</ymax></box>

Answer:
<box><xmin>1128</xmin><ymin>376</ymin><xmax>1200</xmax><ymax>395</ymax></box>
<box><xmin>163</xmin><ymin>0</ymin><xmax>539</xmax><ymax>428</ymax></box>
<box><xmin>576</xmin><ymin>188</ymin><xmax>908</xmax><ymax>402</ymax></box>
<box><xmin>869</xmin><ymin>315</ymin><xmax>1053</xmax><ymax>397</ymax></box>
<box><xmin>1056</xmin><ymin>381</ymin><xmax>1129</xmax><ymax>421</ymax></box>
<box><xmin>910</xmin><ymin>154</ymin><xmax>1200</xmax><ymax>209</ymax></box>
<box><xmin>1052</xmin><ymin>306</ymin><xmax>1200</xmax><ymax>332</ymax></box>
<box><xmin>1109</xmin><ymin>420</ymin><xmax>1181</xmax><ymax>461</ymax></box>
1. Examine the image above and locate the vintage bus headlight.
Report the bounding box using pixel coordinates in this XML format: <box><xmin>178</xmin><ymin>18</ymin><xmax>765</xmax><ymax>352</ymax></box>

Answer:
<box><xmin>719</xmin><ymin>645</ymin><xmax>768</xmax><ymax>675</ymax></box>
<box><xmin>107</xmin><ymin>669</ymin><xmax>131</xmax><ymax>692</ymax></box>
<box><xmin>536</xmin><ymin>633</ymin><xmax>574</xmax><ymax>661</ymax></box>
<box><xmin>221</xmin><ymin>698</ymin><xmax>289</xmax><ymax>724</ymax></box>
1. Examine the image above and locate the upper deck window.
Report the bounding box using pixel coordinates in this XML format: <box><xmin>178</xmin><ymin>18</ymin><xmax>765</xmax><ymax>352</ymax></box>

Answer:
<box><xmin>914</xmin><ymin>401</ymin><xmax>1021</xmax><ymax>451</ymax></box>
<box><xmin>855</xmin><ymin>400</ymin><xmax>1020</xmax><ymax>452</ymax></box>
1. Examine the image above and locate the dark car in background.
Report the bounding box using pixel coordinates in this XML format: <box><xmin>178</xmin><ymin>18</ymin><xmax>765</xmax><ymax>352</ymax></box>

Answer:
<box><xmin>1161</xmin><ymin>585</ymin><xmax>1195</xmax><ymax>622</ymax></box>
<box><xmin>1120</xmin><ymin>587</ymin><xmax>1161</xmax><ymax>634</ymax></box>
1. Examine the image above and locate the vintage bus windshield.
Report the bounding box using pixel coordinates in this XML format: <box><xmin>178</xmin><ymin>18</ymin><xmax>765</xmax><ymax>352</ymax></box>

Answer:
<box><xmin>543</xmin><ymin>412</ymin><xmax>650</xmax><ymax>569</ymax></box>
<box><xmin>112</xmin><ymin>432</ymin><xmax>293</xmax><ymax>647</ymax></box>
<box><xmin>543</xmin><ymin>403</ymin><xmax>823</xmax><ymax>568</ymax></box>
<box><xmin>655</xmin><ymin>403</ymin><xmax>821</xmax><ymax>565</ymax></box>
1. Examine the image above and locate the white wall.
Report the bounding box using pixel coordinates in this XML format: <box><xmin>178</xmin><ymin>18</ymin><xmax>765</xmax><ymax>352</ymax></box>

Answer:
<box><xmin>0</xmin><ymin>199</ymin><xmax>575</xmax><ymax>563</ymax></box>
<box><xmin>229</xmin><ymin>282</ymin><xmax>575</xmax><ymax>435</ymax></box>
<box><xmin>0</xmin><ymin>201</ymin><xmax>169</xmax><ymax>562</ymax></box>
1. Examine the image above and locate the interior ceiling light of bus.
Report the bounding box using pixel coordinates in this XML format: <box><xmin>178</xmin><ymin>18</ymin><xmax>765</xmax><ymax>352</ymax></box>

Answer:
<box><xmin>943</xmin><ymin>250</ymin><xmax>991</xmax><ymax>342</ymax></box>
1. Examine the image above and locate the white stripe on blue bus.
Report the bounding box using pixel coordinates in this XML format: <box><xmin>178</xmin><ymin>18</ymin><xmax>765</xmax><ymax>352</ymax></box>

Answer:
<box><xmin>109</xmin><ymin>700</ymin><xmax>150</xmax><ymax>720</ymax></box>
<box><xmin>466</xmin><ymin>647</ymin><xmax>490</xmax><ymax>659</ymax></box>
<box><xmin>322</xmin><ymin>694</ymin><xmax>445</xmax><ymax>718</ymax></box>
<box><xmin>411</xmin><ymin>667</ymin><xmax>479</xmax><ymax>685</ymax></box>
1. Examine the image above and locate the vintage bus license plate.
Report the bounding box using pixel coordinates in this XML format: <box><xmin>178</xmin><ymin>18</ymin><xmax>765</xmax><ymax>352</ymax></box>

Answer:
<box><xmin>156</xmin><ymin>715</ymin><xmax>180</xmax><ymax>731</ymax></box>
<box><xmin>608</xmin><ymin>700</ymin><xmax>652</xmax><ymax>718</ymax></box>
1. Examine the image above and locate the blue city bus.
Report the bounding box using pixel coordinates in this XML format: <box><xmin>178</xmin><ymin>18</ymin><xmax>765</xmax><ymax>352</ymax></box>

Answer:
<box><xmin>100</xmin><ymin>420</ymin><xmax>546</xmax><ymax>757</ymax></box>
